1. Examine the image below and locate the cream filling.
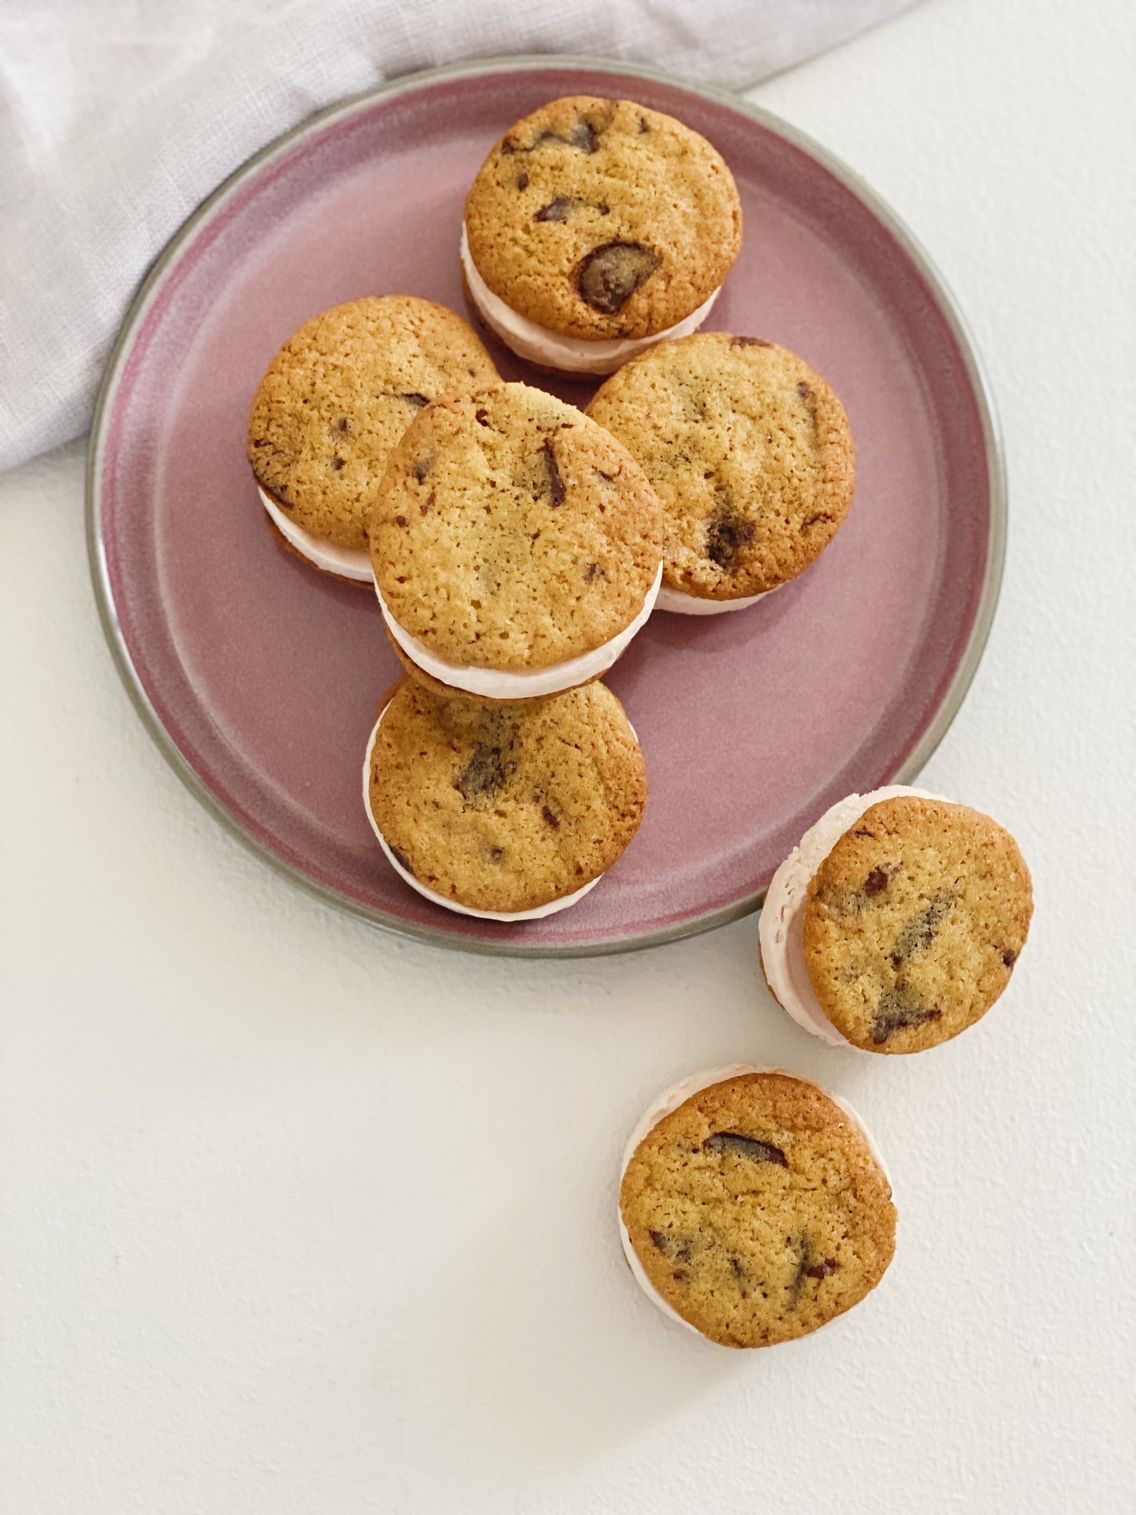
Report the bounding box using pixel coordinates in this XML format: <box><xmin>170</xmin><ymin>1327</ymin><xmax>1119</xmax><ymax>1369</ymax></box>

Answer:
<box><xmin>375</xmin><ymin>562</ymin><xmax>662</xmax><ymax>700</ymax></box>
<box><xmin>655</xmin><ymin>580</ymin><xmax>784</xmax><ymax>617</ymax></box>
<box><xmin>258</xmin><ymin>486</ymin><xmax>372</xmax><ymax>582</ymax></box>
<box><xmin>758</xmin><ymin>785</ymin><xmax>945</xmax><ymax>1047</ymax></box>
<box><xmin>362</xmin><ymin>706</ymin><xmax>602</xmax><ymax>921</ymax></box>
<box><xmin>460</xmin><ymin>225</ymin><xmax>720</xmax><ymax>375</ymax></box>
<box><xmin>617</xmin><ymin>1065</ymin><xmax>890</xmax><ymax>1342</ymax></box>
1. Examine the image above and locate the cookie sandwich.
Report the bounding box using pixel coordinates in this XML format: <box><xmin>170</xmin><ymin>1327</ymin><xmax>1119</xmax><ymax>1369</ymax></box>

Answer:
<box><xmin>370</xmin><ymin>382</ymin><xmax>663</xmax><ymax>700</ymax></box>
<box><xmin>619</xmin><ymin>1066</ymin><xmax>896</xmax><ymax>1348</ymax></box>
<box><xmin>462</xmin><ymin>96</ymin><xmax>741</xmax><ymax>374</ymax></box>
<box><xmin>248</xmin><ymin>296</ymin><xmax>497</xmax><ymax>581</ymax></box>
<box><xmin>759</xmin><ymin>788</ymin><xmax>1033</xmax><ymax>1053</ymax></box>
<box><xmin>363</xmin><ymin>677</ymin><xmax>647</xmax><ymax>920</ymax></box>
<box><xmin>588</xmin><ymin>333</ymin><xmax>855</xmax><ymax>614</ymax></box>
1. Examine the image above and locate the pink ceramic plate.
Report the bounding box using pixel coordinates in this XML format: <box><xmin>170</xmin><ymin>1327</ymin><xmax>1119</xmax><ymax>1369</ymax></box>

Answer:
<box><xmin>88</xmin><ymin>57</ymin><xmax>1004</xmax><ymax>957</ymax></box>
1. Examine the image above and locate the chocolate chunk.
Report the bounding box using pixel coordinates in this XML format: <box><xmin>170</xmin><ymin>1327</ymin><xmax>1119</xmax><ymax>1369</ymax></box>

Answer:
<box><xmin>488</xmin><ymin>846</ymin><xmax>505</xmax><ymax>863</ymax></box>
<box><xmin>797</xmin><ymin>381</ymin><xmax>813</xmax><ymax>401</ymax></box>
<box><xmin>534</xmin><ymin>196</ymin><xmax>573</xmax><ymax>222</ymax></box>
<box><xmin>888</xmin><ymin>889</ymin><xmax>956</xmax><ymax>967</ymax></box>
<box><xmin>336</xmin><ymin>417</ymin><xmax>349</xmax><ymax>432</ymax></box>
<box><xmin>516</xmin><ymin>171</ymin><xmax>529</xmax><ymax>190</ymax></box>
<box><xmin>401</xmin><ymin>392</ymin><xmax>429</xmax><ymax>409</ymax></box>
<box><xmin>575</xmin><ymin>241</ymin><xmax>660</xmax><ymax>313</ymax></box>
<box><xmin>789</xmin><ymin>1241</ymin><xmax>810</xmax><ymax>1301</ymax></box>
<box><xmin>528</xmin><ymin>118</ymin><xmax>599</xmax><ymax>154</ymax></box>
<box><xmin>389</xmin><ymin>845</ymin><xmax>414</xmax><ymax>876</ymax></box>
<box><xmin>394</xmin><ymin>515</ymin><xmax>409</xmax><ymax>528</ymax></box>
<box><xmin>593</xmin><ymin>467</ymin><xmax>616</xmax><ymax>484</ymax></box>
<box><xmin>864</xmin><ymin>868</ymin><xmax>889</xmax><ymax>896</ymax></box>
<box><xmin>789</xmin><ymin>1238</ymin><xmax>837</xmax><ymax>1300</ymax></box>
<box><xmin>871</xmin><ymin>988</ymin><xmax>943</xmax><ymax>1044</ymax></box>
<box><xmin>412</xmin><ymin>453</ymin><xmax>434</xmax><ymax>483</ymax></box>
<box><xmin>729</xmin><ymin>1256</ymin><xmax>745</xmax><ymax>1280</ymax></box>
<box><xmin>804</xmin><ymin>1257</ymin><xmax>839</xmax><ymax>1281</ymax></box>
<box><xmin>1002</xmin><ymin>947</ymin><xmax>1018</xmax><ymax>967</ymax></box>
<box><xmin>539</xmin><ymin>438</ymin><xmax>565</xmax><ymax>505</ymax></box>
<box><xmin>638</xmin><ymin>115</ymin><xmax>650</xmax><ymax>133</ymax></box>
<box><xmin>541</xmin><ymin>805</ymin><xmax>560</xmax><ymax>829</ymax></box>
<box><xmin>455</xmin><ymin>742</ymin><xmax>509</xmax><ymax>801</ymax></box>
<box><xmin>730</xmin><ymin>336</ymin><xmax>772</xmax><ymax>348</ymax></box>
<box><xmin>329</xmin><ymin>456</ymin><xmax>345</xmax><ymax>471</ymax></box>
<box><xmin>474</xmin><ymin>407</ymin><xmax>490</xmax><ymax>427</ymax></box>
<box><xmin>705</xmin><ymin>505</ymin><xmax>756</xmax><ymax>569</ymax></box>
<box><xmin>702</xmin><ymin>1131</ymin><xmax>788</xmax><ymax>1167</ymax></box>
<box><xmin>649</xmin><ymin>1230</ymin><xmax>693</xmax><ymax>1263</ymax></box>
<box><xmin>500</xmin><ymin>137</ymin><xmax>518</xmax><ymax>155</ymax></box>
<box><xmin>565</xmin><ymin>118</ymin><xmax>599</xmax><ymax>152</ymax></box>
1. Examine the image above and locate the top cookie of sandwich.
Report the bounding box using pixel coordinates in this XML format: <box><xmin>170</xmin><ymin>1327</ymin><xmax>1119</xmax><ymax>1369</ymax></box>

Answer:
<box><xmin>588</xmin><ymin>333</ymin><xmax>855</xmax><ymax>598</ymax></box>
<box><xmin>464</xmin><ymin>97</ymin><xmax>742</xmax><ymax>339</ymax></box>
<box><xmin>248</xmin><ymin>296</ymin><xmax>497</xmax><ymax>549</ymax></box>
<box><xmin>802</xmin><ymin>796</ymin><xmax>1033</xmax><ymax>1053</ymax></box>
<box><xmin>619</xmin><ymin>1071</ymin><xmax>896</xmax><ymax>1348</ymax></box>
<box><xmin>370</xmin><ymin>382</ymin><xmax>663</xmax><ymax>671</ymax></box>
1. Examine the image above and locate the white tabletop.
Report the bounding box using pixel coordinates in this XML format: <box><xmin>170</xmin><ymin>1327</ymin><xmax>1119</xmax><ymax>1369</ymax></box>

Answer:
<box><xmin>2</xmin><ymin>0</ymin><xmax>1132</xmax><ymax>1509</ymax></box>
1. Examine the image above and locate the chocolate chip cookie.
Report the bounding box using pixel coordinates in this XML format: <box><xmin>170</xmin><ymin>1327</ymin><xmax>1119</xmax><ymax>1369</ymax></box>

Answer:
<box><xmin>619</xmin><ymin>1069</ymin><xmax>896</xmax><ymax>1348</ymax></box>
<box><xmin>248</xmin><ymin>296</ymin><xmax>497</xmax><ymax>572</ymax></box>
<box><xmin>587</xmin><ymin>333</ymin><xmax>855</xmax><ymax>604</ymax></box>
<box><xmin>370</xmin><ymin>382</ymin><xmax>663</xmax><ymax>699</ymax></box>
<box><xmin>802</xmin><ymin>795</ymin><xmax>1033</xmax><ymax>1053</ymax></box>
<box><xmin>464</xmin><ymin>97</ymin><xmax>741</xmax><ymax>344</ymax></box>
<box><xmin>364</xmin><ymin>676</ymin><xmax>648</xmax><ymax>917</ymax></box>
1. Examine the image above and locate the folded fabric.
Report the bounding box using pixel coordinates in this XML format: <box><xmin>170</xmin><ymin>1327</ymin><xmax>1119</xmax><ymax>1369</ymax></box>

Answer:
<box><xmin>0</xmin><ymin>0</ymin><xmax>916</xmax><ymax>471</ymax></box>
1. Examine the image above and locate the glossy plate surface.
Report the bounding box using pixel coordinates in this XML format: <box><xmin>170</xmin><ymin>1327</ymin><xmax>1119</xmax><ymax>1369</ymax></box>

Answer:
<box><xmin>88</xmin><ymin>58</ymin><xmax>1003</xmax><ymax>956</ymax></box>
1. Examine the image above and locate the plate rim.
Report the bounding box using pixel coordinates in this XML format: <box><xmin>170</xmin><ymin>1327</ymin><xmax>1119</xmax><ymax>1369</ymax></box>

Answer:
<box><xmin>86</xmin><ymin>52</ymin><xmax>1007</xmax><ymax>960</ymax></box>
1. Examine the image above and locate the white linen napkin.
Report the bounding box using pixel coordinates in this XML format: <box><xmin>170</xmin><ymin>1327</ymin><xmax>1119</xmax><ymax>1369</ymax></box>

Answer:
<box><xmin>0</xmin><ymin>0</ymin><xmax>916</xmax><ymax>471</ymax></box>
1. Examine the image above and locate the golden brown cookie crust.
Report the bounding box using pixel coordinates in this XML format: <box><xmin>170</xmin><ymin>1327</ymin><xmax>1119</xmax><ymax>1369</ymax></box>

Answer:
<box><xmin>588</xmin><ymin>333</ymin><xmax>855</xmax><ymax>598</ymax></box>
<box><xmin>802</xmin><ymin>797</ymin><xmax>1033</xmax><ymax>1053</ymax></box>
<box><xmin>248</xmin><ymin>296</ymin><xmax>497</xmax><ymax>549</ymax></box>
<box><xmin>620</xmin><ymin>1072</ymin><xmax>896</xmax><ymax>1348</ymax></box>
<box><xmin>370</xmin><ymin>382</ymin><xmax>663</xmax><ymax>671</ymax></box>
<box><xmin>367</xmin><ymin>677</ymin><xmax>648</xmax><ymax>913</ymax></box>
<box><xmin>465</xmin><ymin>97</ymin><xmax>742</xmax><ymax>340</ymax></box>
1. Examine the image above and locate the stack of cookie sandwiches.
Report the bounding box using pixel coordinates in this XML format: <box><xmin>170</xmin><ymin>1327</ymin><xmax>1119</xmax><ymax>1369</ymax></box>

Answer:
<box><xmin>361</xmin><ymin>377</ymin><xmax>661</xmax><ymax>918</ymax></box>
<box><xmin>242</xmin><ymin>90</ymin><xmax>1039</xmax><ymax>1353</ymax></box>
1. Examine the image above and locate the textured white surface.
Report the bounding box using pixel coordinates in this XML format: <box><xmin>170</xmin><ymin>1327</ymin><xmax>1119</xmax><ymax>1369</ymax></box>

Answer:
<box><xmin>1</xmin><ymin>1</ymin><xmax>1134</xmax><ymax>1509</ymax></box>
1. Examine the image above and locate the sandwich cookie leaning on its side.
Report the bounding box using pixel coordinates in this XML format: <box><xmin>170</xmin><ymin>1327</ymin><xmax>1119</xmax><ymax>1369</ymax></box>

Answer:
<box><xmin>619</xmin><ymin>1067</ymin><xmax>896</xmax><ymax>1348</ymax></box>
<box><xmin>248</xmin><ymin>296</ymin><xmax>497</xmax><ymax>582</ymax></box>
<box><xmin>588</xmin><ymin>333</ymin><xmax>855</xmax><ymax>614</ymax></box>
<box><xmin>370</xmin><ymin>382</ymin><xmax>664</xmax><ymax>701</ymax></box>
<box><xmin>462</xmin><ymin>96</ymin><xmax>741</xmax><ymax>375</ymax></box>
<box><xmin>759</xmin><ymin>788</ymin><xmax>1033</xmax><ymax>1053</ymax></box>
<box><xmin>363</xmin><ymin>677</ymin><xmax>647</xmax><ymax>920</ymax></box>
